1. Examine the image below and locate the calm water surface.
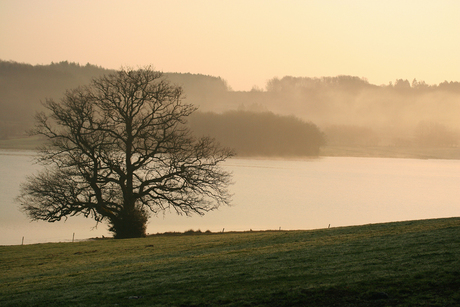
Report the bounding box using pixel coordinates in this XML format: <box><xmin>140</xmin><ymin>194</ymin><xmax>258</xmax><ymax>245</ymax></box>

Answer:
<box><xmin>1</xmin><ymin>150</ymin><xmax>459</xmax><ymax>245</ymax></box>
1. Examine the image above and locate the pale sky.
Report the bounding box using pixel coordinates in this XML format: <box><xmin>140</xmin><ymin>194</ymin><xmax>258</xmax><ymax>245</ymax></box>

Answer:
<box><xmin>1</xmin><ymin>0</ymin><xmax>459</xmax><ymax>91</ymax></box>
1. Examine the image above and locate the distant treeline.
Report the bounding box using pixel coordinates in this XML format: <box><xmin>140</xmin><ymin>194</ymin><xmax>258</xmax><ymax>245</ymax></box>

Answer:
<box><xmin>233</xmin><ymin>76</ymin><xmax>460</xmax><ymax>147</ymax></box>
<box><xmin>2</xmin><ymin>60</ymin><xmax>460</xmax><ymax>148</ymax></box>
<box><xmin>0</xmin><ymin>61</ymin><xmax>113</xmax><ymax>138</ymax></box>
<box><xmin>265</xmin><ymin>75</ymin><xmax>460</xmax><ymax>92</ymax></box>
<box><xmin>189</xmin><ymin>111</ymin><xmax>325</xmax><ymax>156</ymax></box>
<box><xmin>0</xmin><ymin>60</ymin><xmax>229</xmax><ymax>139</ymax></box>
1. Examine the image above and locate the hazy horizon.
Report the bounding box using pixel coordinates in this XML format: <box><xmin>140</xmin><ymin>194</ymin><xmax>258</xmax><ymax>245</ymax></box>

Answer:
<box><xmin>1</xmin><ymin>0</ymin><xmax>459</xmax><ymax>91</ymax></box>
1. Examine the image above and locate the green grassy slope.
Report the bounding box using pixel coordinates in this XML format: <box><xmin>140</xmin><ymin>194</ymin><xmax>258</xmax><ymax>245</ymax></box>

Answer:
<box><xmin>1</xmin><ymin>218</ymin><xmax>460</xmax><ymax>306</ymax></box>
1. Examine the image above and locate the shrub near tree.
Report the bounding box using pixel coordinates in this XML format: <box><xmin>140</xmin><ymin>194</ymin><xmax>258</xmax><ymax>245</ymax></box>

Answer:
<box><xmin>17</xmin><ymin>67</ymin><xmax>234</xmax><ymax>239</ymax></box>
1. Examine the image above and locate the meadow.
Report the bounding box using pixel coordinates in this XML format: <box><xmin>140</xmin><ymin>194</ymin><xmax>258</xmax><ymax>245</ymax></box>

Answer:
<box><xmin>1</xmin><ymin>217</ymin><xmax>459</xmax><ymax>306</ymax></box>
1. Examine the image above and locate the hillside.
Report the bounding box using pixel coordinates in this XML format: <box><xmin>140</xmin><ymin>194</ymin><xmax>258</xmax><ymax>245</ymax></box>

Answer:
<box><xmin>0</xmin><ymin>61</ymin><xmax>231</xmax><ymax>139</ymax></box>
<box><xmin>2</xmin><ymin>60</ymin><xmax>460</xmax><ymax>157</ymax></box>
<box><xmin>0</xmin><ymin>61</ymin><xmax>325</xmax><ymax>157</ymax></box>
<box><xmin>1</xmin><ymin>217</ymin><xmax>459</xmax><ymax>306</ymax></box>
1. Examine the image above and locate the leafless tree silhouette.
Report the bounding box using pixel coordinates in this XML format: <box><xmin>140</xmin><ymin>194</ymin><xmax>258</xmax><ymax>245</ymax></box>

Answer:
<box><xmin>18</xmin><ymin>67</ymin><xmax>234</xmax><ymax>238</ymax></box>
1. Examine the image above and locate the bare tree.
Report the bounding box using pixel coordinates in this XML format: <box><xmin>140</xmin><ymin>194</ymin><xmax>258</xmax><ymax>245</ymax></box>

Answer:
<box><xmin>18</xmin><ymin>67</ymin><xmax>234</xmax><ymax>238</ymax></box>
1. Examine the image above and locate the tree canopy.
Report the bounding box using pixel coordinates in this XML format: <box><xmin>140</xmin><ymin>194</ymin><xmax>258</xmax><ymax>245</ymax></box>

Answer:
<box><xmin>189</xmin><ymin>111</ymin><xmax>326</xmax><ymax>156</ymax></box>
<box><xmin>18</xmin><ymin>67</ymin><xmax>234</xmax><ymax>238</ymax></box>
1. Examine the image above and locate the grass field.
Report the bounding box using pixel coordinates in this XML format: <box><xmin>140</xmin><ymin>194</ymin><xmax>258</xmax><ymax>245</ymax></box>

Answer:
<box><xmin>1</xmin><ymin>217</ymin><xmax>460</xmax><ymax>306</ymax></box>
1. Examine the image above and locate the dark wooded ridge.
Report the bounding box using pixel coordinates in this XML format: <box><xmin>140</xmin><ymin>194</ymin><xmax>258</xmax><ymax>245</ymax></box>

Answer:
<box><xmin>2</xmin><ymin>60</ymin><xmax>460</xmax><ymax>149</ymax></box>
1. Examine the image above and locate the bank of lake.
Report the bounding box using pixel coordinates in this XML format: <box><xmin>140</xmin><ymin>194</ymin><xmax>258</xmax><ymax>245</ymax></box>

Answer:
<box><xmin>2</xmin><ymin>135</ymin><xmax>460</xmax><ymax>160</ymax></box>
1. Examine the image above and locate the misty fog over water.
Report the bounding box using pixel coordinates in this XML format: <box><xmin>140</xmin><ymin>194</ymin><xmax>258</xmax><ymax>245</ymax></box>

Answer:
<box><xmin>1</xmin><ymin>150</ymin><xmax>459</xmax><ymax>245</ymax></box>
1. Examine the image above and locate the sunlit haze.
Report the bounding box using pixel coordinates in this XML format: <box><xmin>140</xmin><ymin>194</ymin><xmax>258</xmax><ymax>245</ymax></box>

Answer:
<box><xmin>1</xmin><ymin>0</ymin><xmax>459</xmax><ymax>91</ymax></box>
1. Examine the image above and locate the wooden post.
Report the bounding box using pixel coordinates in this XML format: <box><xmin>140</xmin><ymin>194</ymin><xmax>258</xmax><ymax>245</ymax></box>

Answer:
<box><xmin>72</xmin><ymin>233</ymin><xmax>75</xmax><ymax>242</ymax></box>
<box><xmin>22</xmin><ymin>236</ymin><xmax>24</xmax><ymax>245</ymax></box>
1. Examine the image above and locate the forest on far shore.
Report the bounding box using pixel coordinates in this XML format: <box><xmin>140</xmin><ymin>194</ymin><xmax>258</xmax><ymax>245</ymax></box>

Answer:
<box><xmin>0</xmin><ymin>61</ymin><xmax>325</xmax><ymax>156</ymax></box>
<box><xmin>1</xmin><ymin>60</ymin><xmax>460</xmax><ymax>156</ymax></box>
<box><xmin>189</xmin><ymin>111</ymin><xmax>325</xmax><ymax>156</ymax></box>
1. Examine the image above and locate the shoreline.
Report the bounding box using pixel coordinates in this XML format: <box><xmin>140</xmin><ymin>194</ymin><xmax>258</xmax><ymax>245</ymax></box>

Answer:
<box><xmin>2</xmin><ymin>137</ymin><xmax>459</xmax><ymax>160</ymax></box>
<box><xmin>320</xmin><ymin>145</ymin><xmax>460</xmax><ymax>160</ymax></box>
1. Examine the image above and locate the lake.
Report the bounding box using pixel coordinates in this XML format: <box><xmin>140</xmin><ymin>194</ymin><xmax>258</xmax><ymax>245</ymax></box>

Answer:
<box><xmin>1</xmin><ymin>150</ymin><xmax>459</xmax><ymax>245</ymax></box>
